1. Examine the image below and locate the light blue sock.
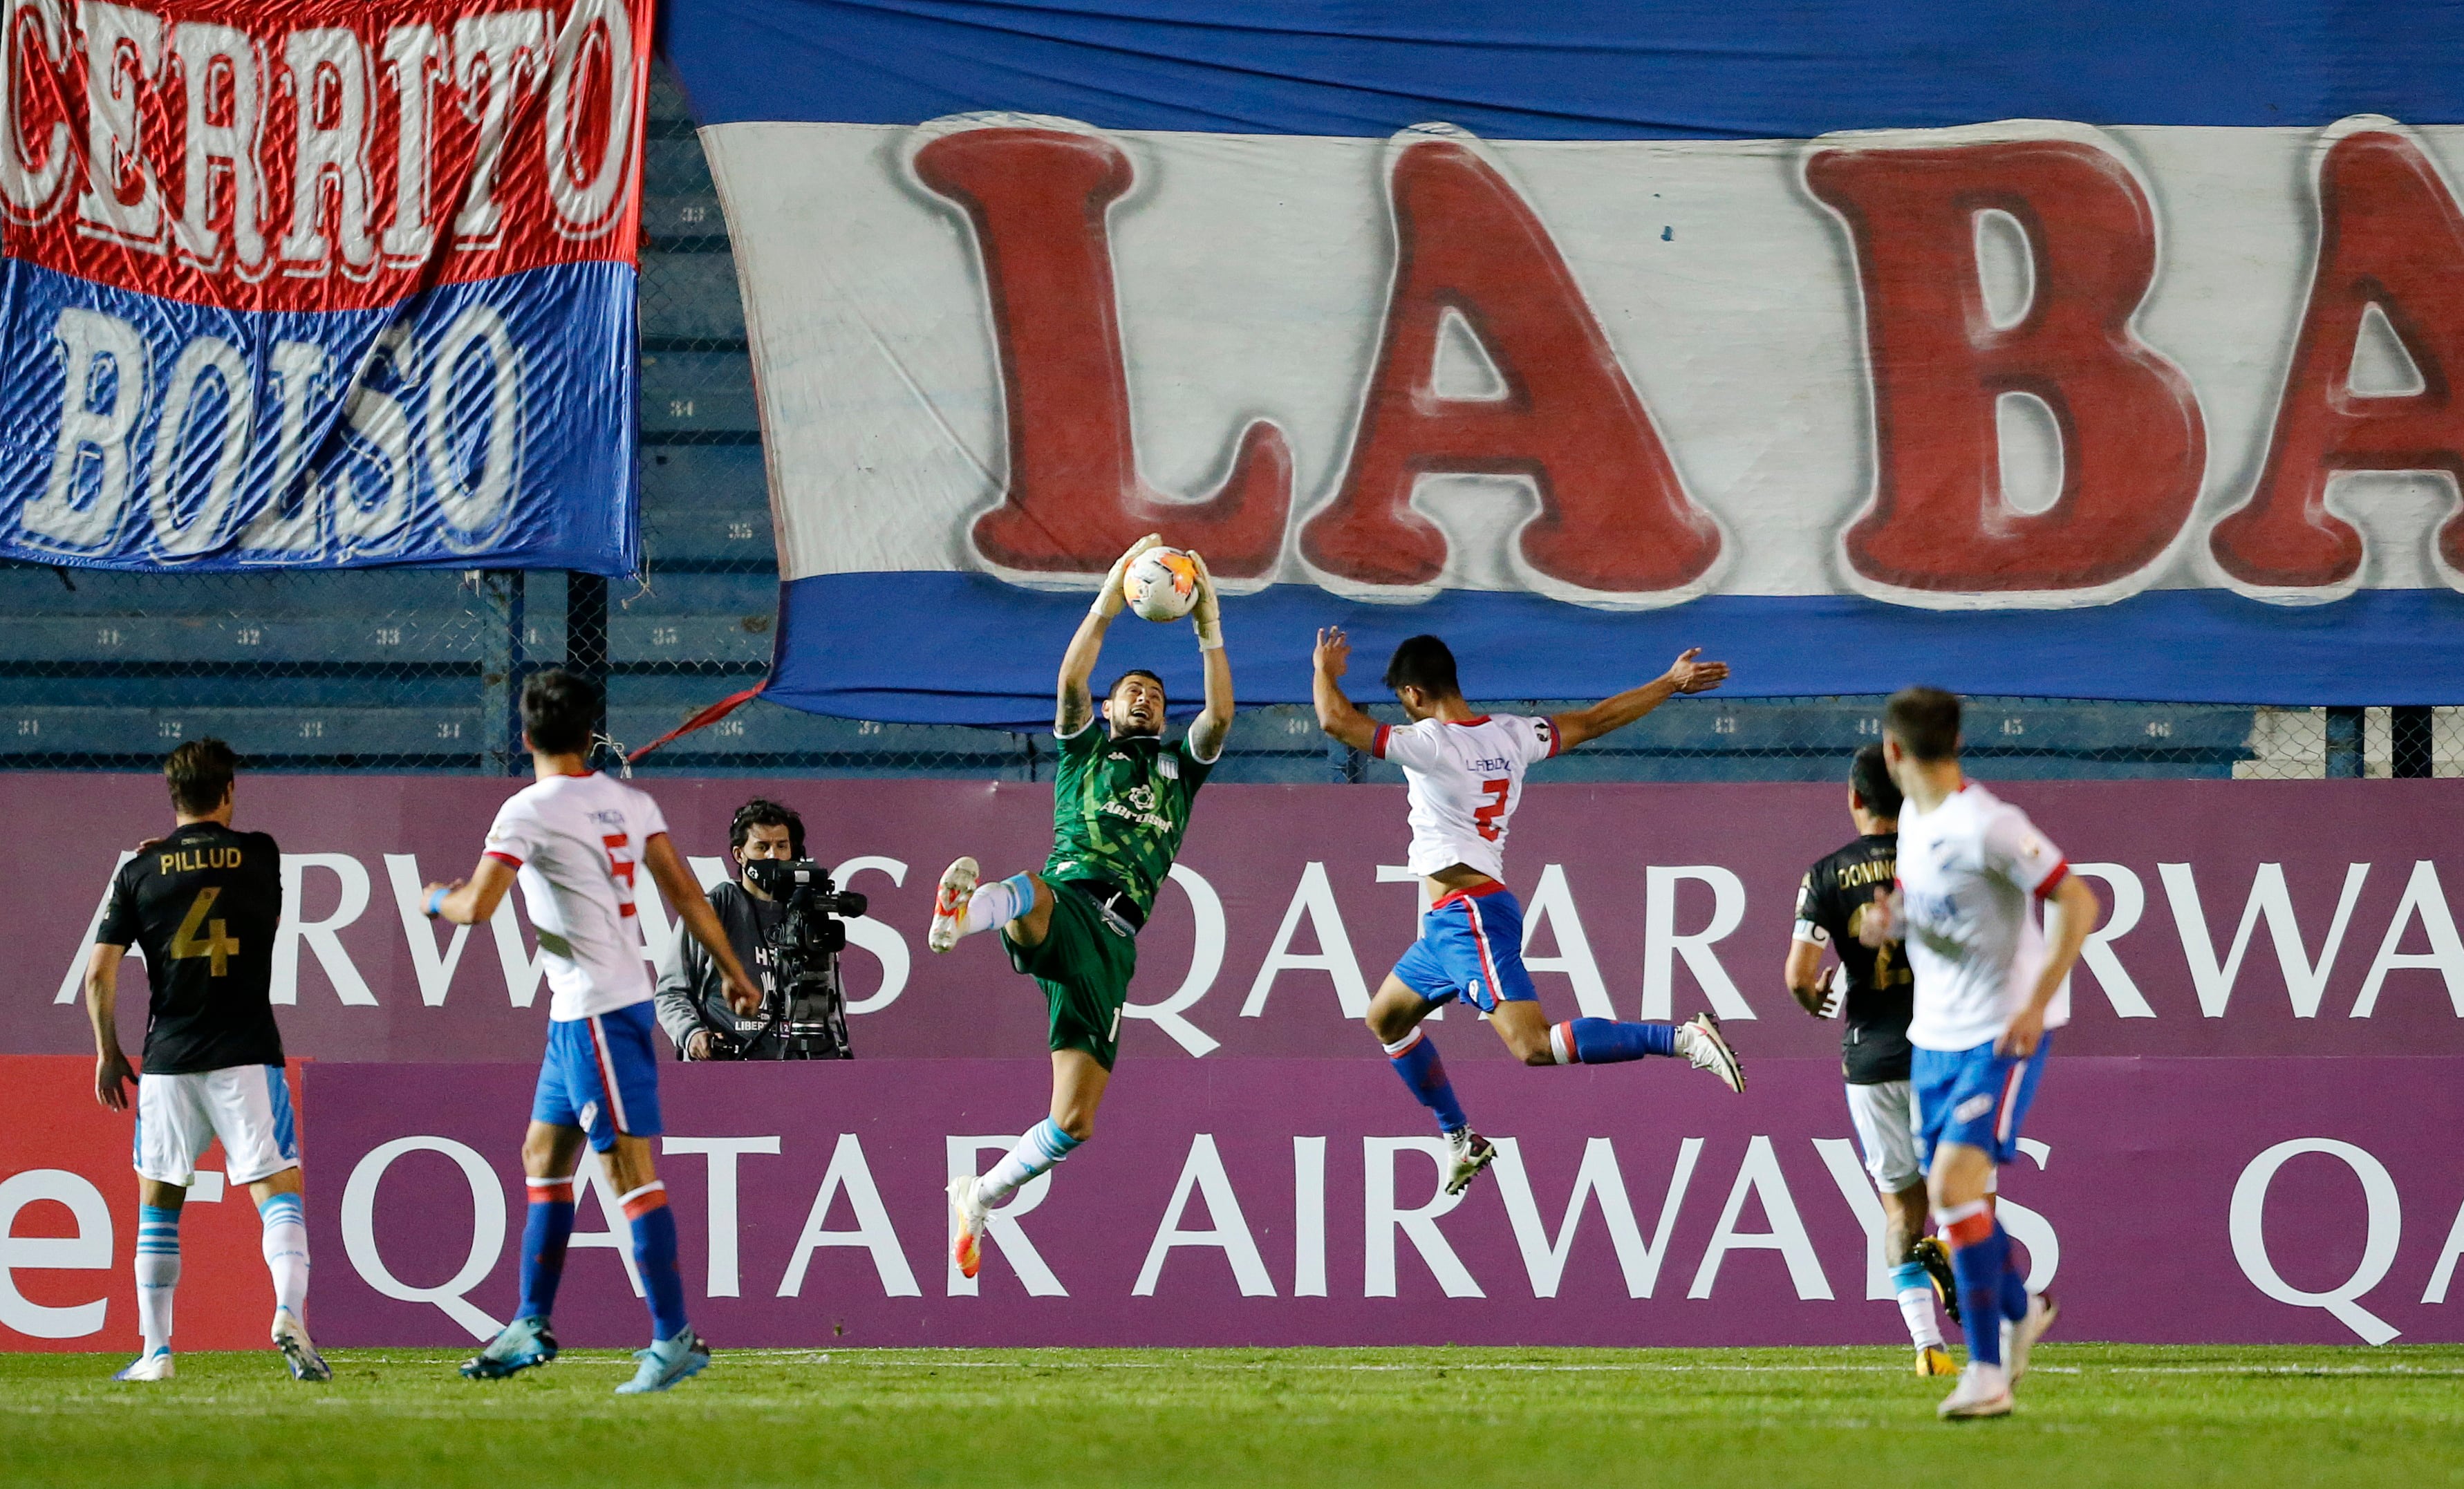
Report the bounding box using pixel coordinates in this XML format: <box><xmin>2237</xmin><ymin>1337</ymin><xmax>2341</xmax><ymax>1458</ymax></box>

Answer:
<box><xmin>136</xmin><ymin>1205</ymin><xmax>180</xmax><ymax>1354</ymax></box>
<box><xmin>973</xmin><ymin>1118</ymin><xmax>1080</xmax><ymax>1207</ymax></box>
<box><xmin>966</xmin><ymin>872</ymin><xmax>1038</xmax><ymax>935</ymax></box>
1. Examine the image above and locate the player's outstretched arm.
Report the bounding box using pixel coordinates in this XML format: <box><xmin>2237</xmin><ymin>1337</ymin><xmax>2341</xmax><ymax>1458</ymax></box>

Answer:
<box><xmin>1186</xmin><ymin>551</ymin><xmax>1235</xmax><ymax>761</ymax></box>
<box><xmin>1058</xmin><ymin>534</ymin><xmax>1162</xmax><ymax>734</ymax></box>
<box><xmin>1550</xmin><ymin>647</ymin><xmax>1730</xmax><ymax>751</ymax></box>
<box><xmin>644</xmin><ymin>832</ymin><xmax>762</xmax><ymax>1015</ymax></box>
<box><xmin>84</xmin><ymin>943</ymin><xmax>134</xmax><ymax>1110</ymax></box>
<box><xmin>1312</xmin><ymin>626</ymin><xmax>1379</xmax><ymax>752</ymax></box>
<box><xmin>424</xmin><ymin>855</ymin><xmax>519</xmax><ymax>927</ymax></box>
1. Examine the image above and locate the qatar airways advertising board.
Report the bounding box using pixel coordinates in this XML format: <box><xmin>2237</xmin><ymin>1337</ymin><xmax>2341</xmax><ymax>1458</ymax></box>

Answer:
<box><xmin>0</xmin><ymin>0</ymin><xmax>649</xmax><ymax>572</ymax></box>
<box><xmin>13</xmin><ymin>774</ymin><xmax>2464</xmax><ymax>1064</ymax></box>
<box><xmin>3</xmin><ymin>1056</ymin><xmax>2460</xmax><ymax>1353</ymax></box>
<box><xmin>3</xmin><ymin>771</ymin><xmax>2462</xmax><ymax>1351</ymax></box>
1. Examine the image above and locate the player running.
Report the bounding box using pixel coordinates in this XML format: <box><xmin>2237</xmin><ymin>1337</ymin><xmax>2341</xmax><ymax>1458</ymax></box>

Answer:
<box><xmin>424</xmin><ymin>671</ymin><xmax>761</xmax><ymax>1394</ymax></box>
<box><xmin>86</xmin><ymin>740</ymin><xmax>328</xmax><ymax>1383</ymax></box>
<box><xmin>1859</xmin><ymin>687</ymin><xmax>2098</xmax><ymax>1420</ymax></box>
<box><xmin>928</xmin><ymin>535</ymin><xmax>1231</xmax><ymax>1280</ymax></box>
<box><xmin>1785</xmin><ymin>744</ymin><xmax>1960</xmax><ymax>1376</ymax></box>
<box><xmin>1313</xmin><ymin>630</ymin><xmax>1744</xmax><ymax>1196</ymax></box>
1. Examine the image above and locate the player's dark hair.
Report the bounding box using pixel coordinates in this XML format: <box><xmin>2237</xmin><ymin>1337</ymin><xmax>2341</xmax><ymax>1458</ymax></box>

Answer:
<box><xmin>1883</xmin><ymin>686</ymin><xmax>1961</xmax><ymax>762</ymax></box>
<box><xmin>1849</xmin><ymin>742</ymin><xmax>1903</xmax><ymax>821</ymax></box>
<box><xmin>1108</xmin><ymin>668</ymin><xmax>1166</xmax><ymax>706</ymax></box>
<box><xmin>521</xmin><ymin>668</ymin><xmax>599</xmax><ymax>756</ymax></box>
<box><xmin>164</xmin><ymin>738</ymin><xmax>237</xmax><ymax>816</ymax></box>
<box><xmin>1383</xmin><ymin>635</ymin><xmax>1461</xmax><ymax>699</ymax></box>
<box><xmin>729</xmin><ymin>797</ymin><xmax>805</xmax><ymax>859</ymax></box>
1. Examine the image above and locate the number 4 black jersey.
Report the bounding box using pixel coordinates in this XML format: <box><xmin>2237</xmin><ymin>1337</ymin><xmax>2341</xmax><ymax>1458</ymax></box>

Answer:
<box><xmin>95</xmin><ymin>822</ymin><xmax>286</xmax><ymax>1074</ymax></box>
<box><xmin>1792</xmin><ymin>832</ymin><xmax>1913</xmax><ymax>1085</ymax></box>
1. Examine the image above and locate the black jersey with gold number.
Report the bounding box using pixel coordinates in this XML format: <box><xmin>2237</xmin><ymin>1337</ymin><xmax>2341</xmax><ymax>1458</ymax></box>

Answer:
<box><xmin>95</xmin><ymin>822</ymin><xmax>286</xmax><ymax>1074</ymax></box>
<box><xmin>1793</xmin><ymin>832</ymin><xmax>1913</xmax><ymax>1085</ymax></box>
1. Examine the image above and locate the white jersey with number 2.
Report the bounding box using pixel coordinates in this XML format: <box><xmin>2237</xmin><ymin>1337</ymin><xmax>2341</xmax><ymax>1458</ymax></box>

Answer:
<box><xmin>1896</xmin><ymin>780</ymin><xmax>2071</xmax><ymax>1052</ymax></box>
<box><xmin>483</xmin><ymin>771</ymin><xmax>668</xmax><ymax>1021</ymax></box>
<box><xmin>1372</xmin><ymin>713</ymin><xmax>1561</xmax><ymax>879</ymax></box>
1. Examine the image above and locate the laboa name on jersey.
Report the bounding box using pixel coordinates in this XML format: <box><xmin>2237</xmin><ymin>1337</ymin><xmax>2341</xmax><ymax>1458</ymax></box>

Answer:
<box><xmin>0</xmin><ymin>0</ymin><xmax>648</xmax><ymax>572</ymax></box>
<box><xmin>659</xmin><ymin>0</ymin><xmax>2464</xmax><ymax>721</ymax></box>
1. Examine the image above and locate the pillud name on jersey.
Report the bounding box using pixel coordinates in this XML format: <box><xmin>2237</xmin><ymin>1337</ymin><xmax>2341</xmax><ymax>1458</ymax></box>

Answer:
<box><xmin>97</xmin><ymin>822</ymin><xmax>286</xmax><ymax>1075</ymax></box>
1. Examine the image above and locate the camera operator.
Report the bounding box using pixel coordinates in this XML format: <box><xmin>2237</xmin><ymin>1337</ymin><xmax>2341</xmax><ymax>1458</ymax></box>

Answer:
<box><xmin>655</xmin><ymin>798</ymin><xmax>852</xmax><ymax>1060</ymax></box>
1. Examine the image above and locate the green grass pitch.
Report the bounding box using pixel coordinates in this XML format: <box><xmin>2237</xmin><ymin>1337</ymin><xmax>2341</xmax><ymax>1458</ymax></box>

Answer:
<box><xmin>5</xmin><ymin>1345</ymin><xmax>2460</xmax><ymax>1488</ymax></box>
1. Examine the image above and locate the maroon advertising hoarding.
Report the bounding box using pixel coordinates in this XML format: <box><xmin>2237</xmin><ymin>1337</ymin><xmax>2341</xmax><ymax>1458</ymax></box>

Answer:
<box><xmin>299</xmin><ymin>1058</ymin><xmax>2463</xmax><ymax>1349</ymax></box>
<box><xmin>12</xmin><ymin>774</ymin><xmax>2464</xmax><ymax>1064</ymax></box>
<box><xmin>8</xmin><ymin>774</ymin><xmax>2461</xmax><ymax>1351</ymax></box>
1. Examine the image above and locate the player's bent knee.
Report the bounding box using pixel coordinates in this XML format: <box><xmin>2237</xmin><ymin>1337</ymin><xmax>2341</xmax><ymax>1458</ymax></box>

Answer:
<box><xmin>1517</xmin><ymin>1043</ymin><xmax>1556</xmax><ymax>1067</ymax></box>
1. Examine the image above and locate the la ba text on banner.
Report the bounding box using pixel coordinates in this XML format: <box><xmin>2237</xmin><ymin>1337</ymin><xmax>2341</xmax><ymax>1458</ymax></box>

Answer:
<box><xmin>660</xmin><ymin>0</ymin><xmax>2464</xmax><ymax>719</ymax></box>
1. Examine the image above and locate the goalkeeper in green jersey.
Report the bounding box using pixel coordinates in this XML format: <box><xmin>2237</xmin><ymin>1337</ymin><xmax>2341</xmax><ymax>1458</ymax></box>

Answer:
<box><xmin>927</xmin><ymin>534</ymin><xmax>1233</xmax><ymax>1280</ymax></box>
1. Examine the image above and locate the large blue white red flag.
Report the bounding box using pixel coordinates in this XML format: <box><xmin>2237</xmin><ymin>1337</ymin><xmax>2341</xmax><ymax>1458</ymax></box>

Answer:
<box><xmin>664</xmin><ymin>0</ymin><xmax>2464</xmax><ymax>724</ymax></box>
<box><xmin>0</xmin><ymin>0</ymin><xmax>647</xmax><ymax>572</ymax></box>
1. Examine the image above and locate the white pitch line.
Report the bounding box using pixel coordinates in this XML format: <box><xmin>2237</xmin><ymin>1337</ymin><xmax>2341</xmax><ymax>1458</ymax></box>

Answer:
<box><xmin>616</xmin><ymin>1354</ymin><xmax>2464</xmax><ymax>1378</ymax></box>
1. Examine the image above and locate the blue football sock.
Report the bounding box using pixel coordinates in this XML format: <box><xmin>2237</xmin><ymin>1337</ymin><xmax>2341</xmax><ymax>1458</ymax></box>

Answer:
<box><xmin>1999</xmin><ymin>1231</ymin><xmax>2031</xmax><ymax>1322</ymax></box>
<box><xmin>1553</xmin><ymin>1018</ymin><xmax>1677</xmax><ymax>1064</ymax></box>
<box><xmin>1383</xmin><ymin>1029</ymin><xmax>1468</xmax><ymax>1133</ymax></box>
<box><xmin>1889</xmin><ymin>1259</ymin><xmax>1931</xmax><ymax>1295</ymax></box>
<box><xmin>630</xmin><ymin>1199</ymin><xmax>690</xmax><ymax>1342</ymax></box>
<box><xmin>519</xmin><ymin>1179</ymin><xmax>577</xmax><ymax>1321</ymax></box>
<box><xmin>1949</xmin><ymin>1226</ymin><xmax>2009</xmax><ymax>1366</ymax></box>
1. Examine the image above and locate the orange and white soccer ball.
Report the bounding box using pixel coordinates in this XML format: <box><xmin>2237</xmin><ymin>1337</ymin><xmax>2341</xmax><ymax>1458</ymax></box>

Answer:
<box><xmin>1125</xmin><ymin>547</ymin><xmax>1201</xmax><ymax>622</ymax></box>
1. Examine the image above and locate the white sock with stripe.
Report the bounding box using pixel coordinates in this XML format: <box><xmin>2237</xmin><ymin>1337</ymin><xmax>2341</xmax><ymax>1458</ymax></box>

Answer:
<box><xmin>962</xmin><ymin>873</ymin><xmax>1036</xmax><ymax>937</ymax></box>
<box><xmin>258</xmin><ymin>1192</ymin><xmax>309</xmax><ymax>1320</ymax></box>
<box><xmin>973</xmin><ymin>1118</ymin><xmax>1081</xmax><ymax>1208</ymax></box>
<box><xmin>136</xmin><ymin>1204</ymin><xmax>179</xmax><ymax>1354</ymax></box>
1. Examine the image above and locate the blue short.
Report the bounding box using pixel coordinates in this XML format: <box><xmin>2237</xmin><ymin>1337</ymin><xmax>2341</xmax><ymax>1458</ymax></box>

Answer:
<box><xmin>1912</xmin><ymin>1033</ymin><xmax>2053</xmax><ymax>1170</ymax></box>
<box><xmin>532</xmin><ymin>1002</ymin><xmax>664</xmax><ymax>1152</ymax></box>
<box><xmin>1391</xmin><ymin>885</ymin><xmax>1539</xmax><ymax>1013</ymax></box>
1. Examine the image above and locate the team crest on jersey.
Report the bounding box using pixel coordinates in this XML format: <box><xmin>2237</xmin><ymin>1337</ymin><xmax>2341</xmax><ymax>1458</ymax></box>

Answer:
<box><xmin>1158</xmin><ymin>755</ymin><xmax>1179</xmax><ymax>780</ymax></box>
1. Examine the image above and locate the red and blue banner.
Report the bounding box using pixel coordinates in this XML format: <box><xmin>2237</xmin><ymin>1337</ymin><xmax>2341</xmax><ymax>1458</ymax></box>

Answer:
<box><xmin>660</xmin><ymin>0</ymin><xmax>2464</xmax><ymax>722</ymax></box>
<box><xmin>0</xmin><ymin>0</ymin><xmax>649</xmax><ymax>572</ymax></box>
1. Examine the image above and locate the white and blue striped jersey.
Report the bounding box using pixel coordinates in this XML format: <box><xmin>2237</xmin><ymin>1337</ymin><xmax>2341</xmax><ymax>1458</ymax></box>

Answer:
<box><xmin>1372</xmin><ymin>713</ymin><xmax>1560</xmax><ymax>879</ymax></box>
<box><xmin>1896</xmin><ymin>780</ymin><xmax>2072</xmax><ymax>1052</ymax></box>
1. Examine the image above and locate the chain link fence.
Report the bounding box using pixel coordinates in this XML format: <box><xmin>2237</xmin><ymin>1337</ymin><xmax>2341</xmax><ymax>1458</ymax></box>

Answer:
<box><xmin>2</xmin><ymin>62</ymin><xmax>2456</xmax><ymax>785</ymax></box>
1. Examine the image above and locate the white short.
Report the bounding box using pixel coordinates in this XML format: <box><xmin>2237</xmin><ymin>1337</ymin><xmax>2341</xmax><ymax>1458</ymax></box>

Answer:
<box><xmin>1845</xmin><ymin>1079</ymin><xmax>1924</xmax><ymax>1192</ymax></box>
<box><xmin>133</xmin><ymin>1066</ymin><xmax>301</xmax><ymax>1188</ymax></box>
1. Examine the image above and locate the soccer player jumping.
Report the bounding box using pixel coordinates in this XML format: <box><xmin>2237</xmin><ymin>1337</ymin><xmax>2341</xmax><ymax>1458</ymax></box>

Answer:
<box><xmin>1313</xmin><ymin>630</ymin><xmax>1745</xmax><ymax>1197</ymax></box>
<box><xmin>86</xmin><ymin>740</ymin><xmax>327</xmax><ymax>1383</ymax></box>
<box><xmin>928</xmin><ymin>535</ymin><xmax>1232</xmax><ymax>1280</ymax></box>
<box><xmin>426</xmin><ymin>671</ymin><xmax>761</xmax><ymax>1394</ymax></box>
<box><xmin>1859</xmin><ymin>687</ymin><xmax>2098</xmax><ymax>1420</ymax></box>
